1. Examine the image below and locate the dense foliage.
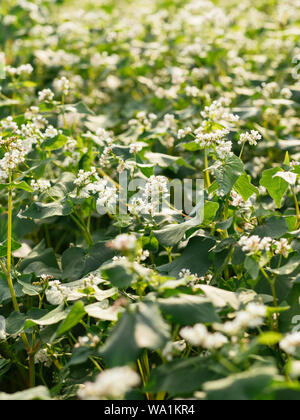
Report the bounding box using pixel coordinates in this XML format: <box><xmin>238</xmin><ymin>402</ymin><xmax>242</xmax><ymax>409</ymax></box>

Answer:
<box><xmin>0</xmin><ymin>0</ymin><xmax>300</xmax><ymax>401</ymax></box>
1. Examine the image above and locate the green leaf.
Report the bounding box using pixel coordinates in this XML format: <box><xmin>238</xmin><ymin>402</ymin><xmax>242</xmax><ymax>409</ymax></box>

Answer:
<box><xmin>100</xmin><ymin>302</ymin><xmax>170</xmax><ymax>367</ymax></box>
<box><xmin>0</xmin><ymin>181</ymin><xmax>34</xmax><ymax>192</ymax></box>
<box><xmin>56</xmin><ymin>301</ymin><xmax>86</xmax><ymax>337</ymax></box>
<box><xmin>0</xmin><ymin>239</ymin><xmax>22</xmax><ymax>257</ymax></box>
<box><xmin>146</xmin><ymin>357</ymin><xmax>217</xmax><ymax>397</ymax></box>
<box><xmin>5</xmin><ymin>312</ymin><xmax>26</xmax><ymax>336</ymax></box>
<box><xmin>215</xmin><ymin>155</ymin><xmax>244</xmax><ymax>195</ymax></box>
<box><xmin>101</xmin><ymin>262</ymin><xmax>135</xmax><ymax>288</ymax></box>
<box><xmin>158</xmin><ymin>294</ymin><xmax>220</xmax><ymax>325</ymax></box>
<box><xmin>25</xmin><ymin>304</ymin><xmax>66</xmax><ymax>328</ymax></box>
<box><xmin>85</xmin><ymin>302</ymin><xmax>121</xmax><ymax>321</ymax></box>
<box><xmin>203</xmin><ymin>367</ymin><xmax>277</xmax><ymax>400</ymax></box>
<box><xmin>268</xmin><ymin>257</ymin><xmax>300</xmax><ymax>276</ymax></box>
<box><xmin>153</xmin><ymin>220</ymin><xmax>196</xmax><ymax>247</ymax></box>
<box><xmin>260</xmin><ymin>168</ymin><xmax>289</xmax><ymax>208</ymax></box>
<box><xmin>245</xmin><ymin>256</ymin><xmax>260</xmax><ymax>280</ymax></box>
<box><xmin>253</xmin><ymin>216</ymin><xmax>289</xmax><ymax>239</ymax></box>
<box><xmin>44</xmin><ymin>134</ymin><xmax>69</xmax><ymax>151</ymax></box>
<box><xmin>159</xmin><ymin>236</ymin><xmax>215</xmax><ymax>278</ymax></box>
<box><xmin>234</xmin><ymin>173</ymin><xmax>258</xmax><ymax>201</ymax></box>
<box><xmin>202</xmin><ymin>202</ymin><xmax>219</xmax><ymax>226</ymax></box>
<box><xmin>22</xmin><ymin>200</ymin><xmax>73</xmax><ymax>220</ymax></box>
<box><xmin>258</xmin><ymin>332</ymin><xmax>282</xmax><ymax>346</ymax></box>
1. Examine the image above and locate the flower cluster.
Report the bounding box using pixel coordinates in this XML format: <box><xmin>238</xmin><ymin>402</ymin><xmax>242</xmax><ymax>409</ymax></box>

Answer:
<box><xmin>78</xmin><ymin>367</ymin><xmax>140</xmax><ymax>400</ymax></box>
<box><xmin>238</xmin><ymin>235</ymin><xmax>292</xmax><ymax>257</ymax></box>
<box><xmin>239</xmin><ymin>130</ymin><xmax>262</xmax><ymax>146</ymax></box>
<box><xmin>213</xmin><ymin>303</ymin><xmax>267</xmax><ymax>336</ymax></box>
<box><xmin>180</xmin><ymin>324</ymin><xmax>228</xmax><ymax>350</ymax></box>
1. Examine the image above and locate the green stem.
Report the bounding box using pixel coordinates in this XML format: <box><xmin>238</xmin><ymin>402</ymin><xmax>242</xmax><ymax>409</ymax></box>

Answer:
<box><xmin>6</xmin><ymin>172</ymin><xmax>32</xmax><ymax>380</ymax></box>
<box><xmin>6</xmin><ymin>173</ymin><xmax>19</xmax><ymax>313</ymax></box>
<box><xmin>293</xmin><ymin>188</ymin><xmax>300</xmax><ymax>229</ymax></box>
<box><xmin>204</xmin><ymin>149</ymin><xmax>211</xmax><ymax>189</ymax></box>
<box><xmin>260</xmin><ymin>267</ymin><xmax>278</xmax><ymax>331</ymax></box>
<box><xmin>70</xmin><ymin>213</ymin><xmax>93</xmax><ymax>246</ymax></box>
<box><xmin>239</xmin><ymin>142</ymin><xmax>245</xmax><ymax>159</ymax></box>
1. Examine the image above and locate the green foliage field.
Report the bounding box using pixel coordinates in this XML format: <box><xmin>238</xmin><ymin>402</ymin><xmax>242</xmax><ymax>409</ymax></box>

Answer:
<box><xmin>0</xmin><ymin>0</ymin><xmax>300</xmax><ymax>401</ymax></box>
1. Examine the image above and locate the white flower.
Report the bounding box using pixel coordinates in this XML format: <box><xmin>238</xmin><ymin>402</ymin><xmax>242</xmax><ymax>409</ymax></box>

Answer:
<box><xmin>216</xmin><ymin>140</ymin><xmax>233</xmax><ymax>159</ymax></box>
<box><xmin>46</xmin><ymin>280</ymin><xmax>69</xmax><ymax>305</ymax></box>
<box><xmin>280</xmin><ymin>332</ymin><xmax>300</xmax><ymax>355</ymax></box>
<box><xmin>53</xmin><ymin>76</ymin><xmax>70</xmax><ymax>95</ymax></box>
<box><xmin>129</xmin><ymin>143</ymin><xmax>143</xmax><ymax>154</ymax></box>
<box><xmin>107</xmin><ymin>234</ymin><xmax>137</xmax><ymax>252</ymax></box>
<box><xmin>274</xmin><ymin>238</ymin><xmax>292</xmax><ymax>258</ymax></box>
<box><xmin>5</xmin><ymin>64</ymin><xmax>33</xmax><ymax>77</ymax></box>
<box><xmin>230</xmin><ymin>191</ymin><xmax>245</xmax><ymax>207</ymax></box>
<box><xmin>164</xmin><ymin>114</ymin><xmax>177</xmax><ymax>130</ymax></box>
<box><xmin>45</xmin><ymin>126</ymin><xmax>59</xmax><ymax>138</ymax></box>
<box><xmin>144</xmin><ymin>176</ymin><xmax>169</xmax><ymax>201</ymax></box>
<box><xmin>238</xmin><ymin>235</ymin><xmax>273</xmax><ymax>255</ymax></box>
<box><xmin>201</xmin><ymin>100</ymin><xmax>239</xmax><ymax>124</ymax></box>
<box><xmin>31</xmin><ymin>179</ymin><xmax>51</xmax><ymax>193</ymax></box>
<box><xmin>239</xmin><ymin>130</ymin><xmax>262</xmax><ymax>146</ymax></box>
<box><xmin>162</xmin><ymin>340</ymin><xmax>186</xmax><ymax>361</ymax></box>
<box><xmin>78</xmin><ymin>367</ymin><xmax>140</xmax><ymax>400</ymax></box>
<box><xmin>281</xmin><ymin>88</ymin><xmax>292</xmax><ymax>99</ymax></box>
<box><xmin>194</xmin><ymin>127</ymin><xmax>229</xmax><ymax>147</ymax></box>
<box><xmin>38</xmin><ymin>89</ymin><xmax>54</xmax><ymax>102</ymax></box>
<box><xmin>74</xmin><ymin>167</ymin><xmax>98</xmax><ymax>187</ymax></box>
<box><xmin>180</xmin><ymin>324</ymin><xmax>228</xmax><ymax>349</ymax></box>
<box><xmin>177</xmin><ymin>127</ymin><xmax>192</xmax><ymax>139</ymax></box>
<box><xmin>290</xmin><ymin>361</ymin><xmax>300</xmax><ymax>378</ymax></box>
<box><xmin>214</xmin><ymin>303</ymin><xmax>266</xmax><ymax>336</ymax></box>
<box><xmin>34</xmin><ymin>349</ymin><xmax>52</xmax><ymax>367</ymax></box>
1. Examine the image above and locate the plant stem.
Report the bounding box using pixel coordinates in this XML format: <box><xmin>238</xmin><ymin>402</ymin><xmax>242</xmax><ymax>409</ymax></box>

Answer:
<box><xmin>6</xmin><ymin>172</ymin><xmax>32</xmax><ymax>381</ymax></box>
<box><xmin>293</xmin><ymin>188</ymin><xmax>300</xmax><ymax>229</ymax></box>
<box><xmin>239</xmin><ymin>142</ymin><xmax>245</xmax><ymax>159</ymax></box>
<box><xmin>6</xmin><ymin>173</ymin><xmax>19</xmax><ymax>313</ymax></box>
<box><xmin>204</xmin><ymin>149</ymin><xmax>211</xmax><ymax>189</ymax></box>
<box><xmin>70</xmin><ymin>213</ymin><xmax>93</xmax><ymax>246</ymax></box>
<box><xmin>260</xmin><ymin>267</ymin><xmax>278</xmax><ymax>331</ymax></box>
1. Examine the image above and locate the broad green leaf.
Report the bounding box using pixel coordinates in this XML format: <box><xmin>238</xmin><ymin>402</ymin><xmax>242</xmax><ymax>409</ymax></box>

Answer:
<box><xmin>158</xmin><ymin>294</ymin><xmax>220</xmax><ymax>325</ymax></box>
<box><xmin>56</xmin><ymin>301</ymin><xmax>86</xmax><ymax>337</ymax></box>
<box><xmin>260</xmin><ymin>168</ymin><xmax>289</xmax><ymax>208</ymax></box>
<box><xmin>43</xmin><ymin>134</ymin><xmax>69</xmax><ymax>151</ymax></box>
<box><xmin>215</xmin><ymin>155</ymin><xmax>244</xmax><ymax>195</ymax></box>
<box><xmin>25</xmin><ymin>304</ymin><xmax>66</xmax><ymax>328</ymax></box>
<box><xmin>202</xmin><ymin>202</ymin><xmax>219</xmax><ymax>226</ymax></box>
<box><xmin>234</xmin><ymin>173</ymin><xmax>258</xmax><ymax>201</ymax></box>
<box><xmin>203</xmin><ymin>367</ymin><xmax>277</xmax><ymax>400</ymax></box>
<box><xmin>100</xmin><ymin>302</ymin><xmax>170</xmax><ymax>367</ymax></box>
<box><xmin>258</xmin><ymin>332</ymin><xmax>282</xmax><ymax>346</ymax></box>
<box><xmin>22</xmin><ymin>200</ymin><xmax>73</xmax><ymax>220</ymax></box>
<box><xmin>0</xmin><ymin>239</ymin><xmax>22</xmax><ymax>257</ymax></box>
<box><xmin>146</xmin><ymin>357</ymin><xmax>217</xmax><ymax>397</ymax></box>
<box><xmin>159</xmin><ymin>236</ymin><xmax>215</xmax><ymax>278</ymax></box>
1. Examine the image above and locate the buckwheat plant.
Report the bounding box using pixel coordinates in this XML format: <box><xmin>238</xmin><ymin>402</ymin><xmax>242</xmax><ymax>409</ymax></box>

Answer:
<box><xmin>0</xmin><ymin>0</ymin><xmax>300</xmax><ymax>402</ymax></box>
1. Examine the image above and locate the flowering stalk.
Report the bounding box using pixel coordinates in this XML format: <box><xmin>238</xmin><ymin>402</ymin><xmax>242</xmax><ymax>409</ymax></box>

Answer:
<box><xmin>6</xmin><ymin>172</ymin><xmax>19</xmax><ymax>313</ymax></box>
<box><xmin>204</xmin><ymin>148</ymin><xmax>211</xmax><ymax>188</ymax></box>
<box><xmin>6</xmin><ymin>172</ymin><xmax>33</xmax><ymax>384</ymax></box>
